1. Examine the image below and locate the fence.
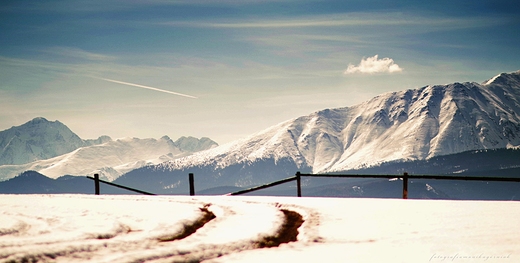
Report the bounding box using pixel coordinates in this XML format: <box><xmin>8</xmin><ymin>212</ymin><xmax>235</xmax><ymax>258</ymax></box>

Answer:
<box><xmin>86</xmin><ymin>174</ymin><xmax>156</xmax><ymax>195</ymax></box>
<box><xmin>87</xmin><ymin>172</ymin><xmax>520</xmax><ymax>199</ymax></box>
<box><xmin>292</xmin><ymin>172</ymin><xmax>520</xmax><ymax>199</ymax></box>
<box><xmin>86</xmin><ymin>173</ymin><xmax>196</xmax><ymax>196</ymax></box>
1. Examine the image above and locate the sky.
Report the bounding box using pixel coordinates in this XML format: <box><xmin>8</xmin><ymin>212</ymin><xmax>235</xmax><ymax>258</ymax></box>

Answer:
<box><xmin>1</xmin><ymin>0</ymin><xmax>519</xmax><ymax>144</ymax></box>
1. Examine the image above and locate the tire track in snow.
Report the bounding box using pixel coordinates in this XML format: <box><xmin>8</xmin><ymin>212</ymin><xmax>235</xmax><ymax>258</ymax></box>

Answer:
<box><xmin>0</xmin><ymin>196</ymin><xmax>310</xmax><ymax>263</ymax></box>
<box><xmin>157</xmin><ymin>204</ymin><xmax>216</xmax><ymax>242</ymax></box>
<box><xmin>0</xmin><ymin>203</ymin><xmax>214</xmax><ymax>263</ymax></box>
<box><xmin>119</xmin><ymin>205</ymin><xmax>305</xmax><ymax>263</ymax></box>
<box><xmin>0</xmin><ymin>221</ymin><xmax>30</xmax><ymax>237</ymax></box>
<box><xmin>272</xmin><ymin>202</ymin><xmax>324</xmax><ymax>244</ymax></box>
<box><xmin>256</xmin><ymin>209</ymin><xmax>304</xmax><ymax>248</ymax></box>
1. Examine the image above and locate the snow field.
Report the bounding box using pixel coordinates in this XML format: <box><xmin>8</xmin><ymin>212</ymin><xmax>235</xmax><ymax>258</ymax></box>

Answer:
<box><xmin>213</xmin><ymin>197</ymin><xmax>520</xmax><ymax>263</ymax></box>
<box><xmin>1</xmin><ymin>195</ymin><xmax>519</xmax><ymax>262</ymax></box>
<box><xmin>0</xmin><ymin>195</ymin><xmax>285</xmax><ymax>262</ymax></box>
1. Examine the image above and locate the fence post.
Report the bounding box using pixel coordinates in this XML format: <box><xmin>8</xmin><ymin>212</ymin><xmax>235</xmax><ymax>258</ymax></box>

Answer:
<box><xmin>94</xmin><ymin>173</ymin><xmax>100</xmax><ymax>195</ymax></box>
<box><xmin>296</xmin><ymin>171</ymin><xmax>302</xmax><ymax>197</ymax></box>
<box><xmin>189</xmin><ymin>173</ymin><xmax>195</xmax><ymax>196</ymax></box>
<box><xmin>402</xmin><ymin>172</ymin><xmax>408</xmax><ymax>199</ymax></box>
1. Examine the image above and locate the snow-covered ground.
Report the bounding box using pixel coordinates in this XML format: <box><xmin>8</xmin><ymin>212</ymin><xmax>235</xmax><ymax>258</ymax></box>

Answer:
<box><xmin>1</xmin><ymin>195</ymin><xmax>519</xmax><ymax>262</ymax></box>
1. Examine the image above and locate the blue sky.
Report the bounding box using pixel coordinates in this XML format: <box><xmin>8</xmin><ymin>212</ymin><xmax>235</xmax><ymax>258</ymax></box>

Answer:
<box><xmin>1</xmin><ymin>0</ymin><xmax>519</xmax><ymax>144</ymax></box>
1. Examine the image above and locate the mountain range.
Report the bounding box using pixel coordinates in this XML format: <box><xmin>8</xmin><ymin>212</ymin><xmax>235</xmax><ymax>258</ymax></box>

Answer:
<box><xmin>3</xmin><ymin>148</ymin><xmax>520</xmax><ymax>199</ymax></box>
<box><xmin>114</xmin><ymin>70</ymin><xmax>520</xmax><ymax>195</ymax></box>
<box><xmin>0</xmin><ymin>118</ymin><xmax>217</xmax><ymax>181</ymax></box>
<box><xmin>234</xmin><ymin>70</ymin><xmax>520</xmax><ymax>172</ymax></box>
<box><xmin>0</xmin><ymin>117</ymin><xmax>109</xmax><ymax>166</ymax></box>
<box><xmin>1</xmin><ymin>70</ymin><xmax>520</xmax><ymax>199</ymax></box>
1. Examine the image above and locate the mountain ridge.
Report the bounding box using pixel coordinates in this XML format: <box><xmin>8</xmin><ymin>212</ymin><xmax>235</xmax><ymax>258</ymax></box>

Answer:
<box><xmin>112</xmin><ymin>70</ymin><xmax>520</xmax><ymax>193</ymax></box>
<box><xmin>2</xmin><ymin>70</ymin><xmax>520</xmax><ymax>195</ymax></box>
<box><xmin>156</xmin><ymin>70</ymin><xmax>520</xmax><ymax>174</ymax></box>
<box><xmin>0</xmin><ymin>118</ymin><xmax>218</xmax><ymax>181</ymax></box>
<box><xmin>0</xmin><ymin>117</ymin><xmax>109</xmax><ymax>165</ymax></box>
<box><xmin>5</xmin><ymin>148</ymin><xmax>520</xmax><ymax>200</ymax></box>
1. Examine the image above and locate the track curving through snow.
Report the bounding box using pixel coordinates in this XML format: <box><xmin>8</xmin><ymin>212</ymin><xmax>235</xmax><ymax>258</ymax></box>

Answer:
<box><xmin>0</xmin><ymin>195</ymin><xmax>309</xmax><ymax>263</ymax></box>
<box><xmin>2</xmin><ymin>195</ymin><xmax>520</xmax><ymax>263</ymax></box>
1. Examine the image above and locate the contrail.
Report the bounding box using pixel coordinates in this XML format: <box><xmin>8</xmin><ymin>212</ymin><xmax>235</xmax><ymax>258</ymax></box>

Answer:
<box><xmin>97</xmin><ymin>77</ymin><xmax>197</xmax><ymax>99</ymax></box>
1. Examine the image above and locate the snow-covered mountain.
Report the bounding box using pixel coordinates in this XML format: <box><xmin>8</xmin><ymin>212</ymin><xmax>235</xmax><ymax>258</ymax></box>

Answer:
<box><xmin>116</xmin><ymin>70</ymin><xmax>520</xmax><ymax>193</ymax></box>
<box><xmin>0</xmin><ymin>118</ymin><xmax>218</xmax><ymax>181</ymax></box>
<box><xmin>166</xmin><ymin>70</ymin><xmax>520</xmax><ymax>172</ymax></box>
<box><xmin>0</xmin><ymin>136</ymin><xmax>217</xmax><ymax>181</ymax></box>
<box><xmin>0</xmin><ymin>117</ymin><xmax>109</xmax><ymax>165</ymax></box>
<box><xmin>4</xmin><ymin>149</ymin><xmax>520</xmax><ymax>198</ymax></box>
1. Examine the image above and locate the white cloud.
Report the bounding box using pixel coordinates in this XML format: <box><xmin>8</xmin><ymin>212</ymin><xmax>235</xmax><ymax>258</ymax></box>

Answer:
<box><xmin>344</xmin><ymin>55</ymin><xmax>403</xmax><ymax>74</ymax></box>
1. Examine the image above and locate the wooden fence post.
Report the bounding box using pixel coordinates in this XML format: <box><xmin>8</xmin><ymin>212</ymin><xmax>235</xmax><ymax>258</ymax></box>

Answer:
<box><xmin>402</xmin><ymin>172</ymin><xmax>408</xmax><ymax>199</ymax></box>
<box><xmin>189</xmin><ymin>173</ymin><xmax>195</xmax><ymax>196</ymax></box>
<box><xmin>296</xmin><ymin>171</ymin><xmax>302</xmax><ymax>197</ymax></box>
<box><xmin>94</xmin><ymin>173</ymin><xmax>100</xmax><ymax>195</ymax></box>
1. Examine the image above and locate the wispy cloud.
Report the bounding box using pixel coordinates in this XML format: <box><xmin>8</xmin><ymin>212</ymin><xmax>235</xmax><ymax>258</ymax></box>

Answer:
<box><xmin>42</xmin><ymin>47</ymin><xmax>115</xmax><ymax>62</ymax></box>
<box><xmin>159</xmin><ymin>12</ymin><xmax>507</xmax><ymax>30</ymax></box>
<box><xmin>344</xmin><ymin>55</ymin><xmax>403</xmax><ymax>74</ymax></box>
<box><xmin>161</xmin><ymin>15</ymin><xmax>411</xmax><ymax>29</ymax></box>
<box><xmin>0</xmin><ymin>0</ymin><xmax>306</xmax><ymax>13</ymax></box>
<box><xmin>248</xmin><ymin>34</ymin><xmax>365</xmax><ymax>46</ymax></box>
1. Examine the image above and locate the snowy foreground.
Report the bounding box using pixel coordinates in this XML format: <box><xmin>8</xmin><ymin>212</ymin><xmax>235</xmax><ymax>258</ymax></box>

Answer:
<box><xmin>1</xmin><ymin>195</ymin><xmax>519</xmax><ymax>263</ymax></box>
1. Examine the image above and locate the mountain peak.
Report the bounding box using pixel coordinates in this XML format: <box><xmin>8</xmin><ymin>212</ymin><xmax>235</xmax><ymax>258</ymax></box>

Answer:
<box><xmin>174</xmin><ymin>136</ymin><xmax>218</xmax><ymax>152</ymax></box>
<box><xmin>0</xmin><ymin>118</ymin><xmax>87</xmax><ymax>165</ymax></box>
<box><xmin>483</xmin><ymin>70</ymin><xmax>520</xmax><ymax>86</ymax></box>
<box><xmin>22</xmin><ymin>117</ymin><xmax>70</xmax><ymax>131</ymax></box>
<box><xmin>29</xmin><ymin>117</ymin><xmax>49</xmax><ymax>123</ymax></box>
<box><xmin>160</xmin><ymin>135</ymin><xmax>172</xmax><ymax>141</ymax></box>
